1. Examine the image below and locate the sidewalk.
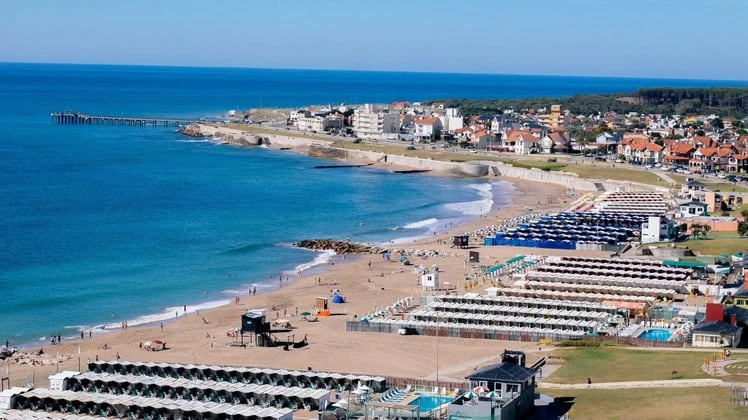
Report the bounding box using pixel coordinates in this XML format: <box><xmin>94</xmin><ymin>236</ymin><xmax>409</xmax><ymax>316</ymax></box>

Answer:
<box><xmin>701</xmin><ymin>357</ymin><xmax>747</xmax><ymax>376</ymax></box>
<box><xmin>539</xmin><ymin>378</ymin><xmax>723</xmax><ymax>390</ymax></box>
<box><xmin>538</xmin><ymin>358</ymin><xmax>748</xmax><ymax>390</ymax></box>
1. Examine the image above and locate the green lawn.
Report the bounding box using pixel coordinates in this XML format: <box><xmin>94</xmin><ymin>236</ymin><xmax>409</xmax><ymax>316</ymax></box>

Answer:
<box><xmin>701</xmin><ymin>182</ymin><xmax>748</xmax><ymax>193</ymax></box>
<box><xmin>683</xmin><ymin>232</ymin><xmax>748</xmax><ymax>256</ymax></box>
<box><xmin>542</xmin><ymin>387</ymin><xmax>747</xmax><ymax>420</ymax></box>
<box><xmin>724</xmin><ymin>361</ymin><xmax>748</xmax><ymax>376</ymax></box>
<box><xmin>561</xmin><ymin>165</ymin><xmax>674</xmax><ymax>187</ymax></box>
<box><xmin>546</xmin><ymin>347</ymin><xmax>713</xmax><ymax>383</ymax></box>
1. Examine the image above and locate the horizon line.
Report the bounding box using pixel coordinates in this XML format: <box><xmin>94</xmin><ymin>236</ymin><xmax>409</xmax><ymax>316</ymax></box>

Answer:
<box><xmin>3</xmin><ymin>60</ymin><xmax>748</xmax><ymax>84</ymax></box>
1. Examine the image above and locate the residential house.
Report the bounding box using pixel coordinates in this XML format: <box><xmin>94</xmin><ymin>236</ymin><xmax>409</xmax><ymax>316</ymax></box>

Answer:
<box><xmin>514</xmin><ymin>133</ymin><xmax>541</xmax><ymax>155</ymax></box>
<box><xmin>691</xmin><ymin>320</ymin><xmax>742</xmax><ymax>348</ymax></box>
<box><xmin>631</xmin><ymin>142</ymin><xmax>664</xmax><ymax>165</ymax></box>
<box><xmin>539</xmin><ymin>132</ymin><xmax>570</xmax><ymax>154</ymax></box>
<box><xmin>727</xmin><ymin>154</ymin><xmax>748</xmax><ymax>173</ymax></box>
<box><xmin>691</xmin><ymin>303</ymin><xmax>742</xmax><ymax>348</ymax></box>
<box><xmin>595</xmin><ymin>132</ymin><xmax>622</xmax><ymax>154</ymax></box>
<box><xmin>692</xmin><ymin>135</ymin><xmax>717</xmax><ymax>149</ymax></box>
<box><xmin>702</xmin><ymin>191</ymin><xmax>743</xmax><ymax>213</ymax></box>
<box><xmin>677</xmin><ymin>201</ymin><xmax>709</xmax><ymax>217</ymax></box>
<box><xmin>663</xmin><ymin>141</ymin><xmax>694</xmax><ymax>167</ymax></box>
<box><xmin>414</xmin><ymin>116</ymin><xmax>443</xmax><ymax>142</ymax></box>
<box><xmin>689</xmin><ymin>147</ymin><xmax>730</xmax><ymax>173</ymax></box>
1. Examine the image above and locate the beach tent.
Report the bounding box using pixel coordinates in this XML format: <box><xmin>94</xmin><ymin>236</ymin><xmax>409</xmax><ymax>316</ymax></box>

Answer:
<box><xmin>331</xmin><ymin>294</ymin><xmax>346</xmax><ymax>304</ymax></box>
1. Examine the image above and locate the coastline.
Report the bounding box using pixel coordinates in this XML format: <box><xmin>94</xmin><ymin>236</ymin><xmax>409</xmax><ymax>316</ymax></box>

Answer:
<box><xmin>4</xmin><ymin>152</ymin><xmax>590</xmax><ymax>390</ymax></box>
<box><xmin>16</xmin><ymin>174</ymin><xmax>512</xmax><ymax>350</ymax></box>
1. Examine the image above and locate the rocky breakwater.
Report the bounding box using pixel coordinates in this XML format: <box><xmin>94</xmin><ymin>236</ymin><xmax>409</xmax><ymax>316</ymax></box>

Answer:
<box><xmin>294</xmin><ymin>239</ymin><xmax>457</xmax><ymax>260</ymax></box>
<box><xmin>177</xmin><ymin>124</ymin><xmax>264</xmax><ymax>146</ymax></box>
<box><xmin>295</xmin><ymin>239</ymin><xmax>372</xmax><ymax>254</ymax></box>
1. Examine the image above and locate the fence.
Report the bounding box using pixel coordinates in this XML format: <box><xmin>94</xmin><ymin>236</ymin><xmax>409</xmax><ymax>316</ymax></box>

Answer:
<box><xmin>384</xmin><ymin>376</ymin><xmax>468</xmax><ymax>395</ymax></box>
<box><xmin>580</xmin><ymin>335</ymin><xmax>687</xmax><ymax>348</ymax></box>
<box><xmin>4</xmin><ymin>355</ymin><xmax>85</xmax><ymax>389</ymax></box>
<box><xmin>345</xmin><ymin>321</ymin><xmax>580</xmax><ymax>343</ymax></box>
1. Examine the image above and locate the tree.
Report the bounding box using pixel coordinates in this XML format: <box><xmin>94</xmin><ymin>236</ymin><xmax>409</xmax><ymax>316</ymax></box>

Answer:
<box><xmin>690</xmin><ymin>223</ymin><xmax>711</xmax><ymax>238</ymax></box>
<box><xmin>738</xmin><ymin>221</ymin><xmax>748</xmax><ymax>237</ymax></box>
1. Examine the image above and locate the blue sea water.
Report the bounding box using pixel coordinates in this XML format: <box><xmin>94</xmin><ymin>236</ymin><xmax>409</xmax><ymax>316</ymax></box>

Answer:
<box><xmin>1</xmin><ymin>63</ymin><xmax>746</xmax><ymax>348</ymax></box>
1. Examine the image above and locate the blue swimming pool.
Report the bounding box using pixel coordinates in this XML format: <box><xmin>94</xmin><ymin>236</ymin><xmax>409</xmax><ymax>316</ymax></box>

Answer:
<box><xmin>638</xmin><ymin>328</ymin><xmax>672</xmax><ymax>341</ymax></box>
<box><xmin>410</xmin><ymin>395</ymin><xmax>454</xmax><ymax>412</ymax></box>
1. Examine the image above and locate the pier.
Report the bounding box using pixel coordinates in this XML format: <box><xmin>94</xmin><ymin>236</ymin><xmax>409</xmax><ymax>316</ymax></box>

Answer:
<box><xmin>50</xmin><ymin>111</ymin><xmax>198</xmax><ymax>127</ymax></box>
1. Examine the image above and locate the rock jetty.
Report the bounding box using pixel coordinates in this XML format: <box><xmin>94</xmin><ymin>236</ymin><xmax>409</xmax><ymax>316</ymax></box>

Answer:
<box><xmin>294</xmin><ymin>239</ymin><xmax>371</xmax><ymax>254</ymax></box>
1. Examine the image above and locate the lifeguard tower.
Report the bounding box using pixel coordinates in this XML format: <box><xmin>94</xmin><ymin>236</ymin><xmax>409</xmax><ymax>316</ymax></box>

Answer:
<box><xmin>421</xmin><ymin>271</ymin><xmax>439</xmax><ymax>290</ymax></box>
<box><xmin>315</xmin><ymin>297</ymin><xmax>330</xmax><ymax>316</ymax></box>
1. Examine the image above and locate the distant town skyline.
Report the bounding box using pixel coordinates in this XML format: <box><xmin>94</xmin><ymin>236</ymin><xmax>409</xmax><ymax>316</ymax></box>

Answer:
<box><xmin>2</xmin><ymin>0</ymin><xmax>747</xmax><ymax>81</ymax></box>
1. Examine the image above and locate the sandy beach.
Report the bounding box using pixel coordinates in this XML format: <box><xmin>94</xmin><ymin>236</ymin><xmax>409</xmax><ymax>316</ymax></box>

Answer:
<box><xmin>3</xmin><ymin>139</ymin><xmax>609</xmax><ymax>394</ymax></box>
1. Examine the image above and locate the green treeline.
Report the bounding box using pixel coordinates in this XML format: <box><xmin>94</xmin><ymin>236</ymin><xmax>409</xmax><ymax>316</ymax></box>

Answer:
<box><xmin>433</xmin><ymin>87</ymin><xmax>748</xmax><ymax>118</ymax></box>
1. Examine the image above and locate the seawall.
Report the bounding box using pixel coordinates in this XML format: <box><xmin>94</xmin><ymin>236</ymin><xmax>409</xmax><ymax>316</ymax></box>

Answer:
<box><xmin>188</xmin><ymin>124</ymin><xmax>639</xmax><ymax>192</ymax></box>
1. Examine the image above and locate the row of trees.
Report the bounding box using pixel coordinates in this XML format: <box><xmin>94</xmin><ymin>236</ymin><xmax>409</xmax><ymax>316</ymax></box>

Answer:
<box><xmin>433</xmin><ymin>87</ymin><xmax>748</xmax><ymax>119</ymax></box>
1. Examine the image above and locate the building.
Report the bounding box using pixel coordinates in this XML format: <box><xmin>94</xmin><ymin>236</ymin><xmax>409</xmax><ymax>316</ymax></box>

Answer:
<box><xmin>352</xmin><ymin>104</ymin><xmax>400</xmax><ymax>139</ymax></box>
<box><xmin>691</xmin><ymin>320</ymin><xmax>741</xmax><ymax>347</ymax></box>
<box><xmin>440</xmin><ymin>107</ymin><xmax>464</xmax><ymax>133</ymax></box>
<box><xmin>677</xmin><ymin>201</ymin><xmax>709</xmax><ymax>217</ymax></box>
<box><xmin>540</xmin><ymin>132</ymin><xmax>570</xmax><ymax>154</ymax></box>
<box><xmin>414</xmin><ymin>117</ymin><xmax>443</xmax><ymax>141</ymax></box>
<box><xmin>296</xmin><ymin>115</ymin><xmax>343</xmax><ymax>133</ymax></box>
<box><xmin>595</xmin><ymin>132</ymin><xmax>621</xmax><ymax>153</ymax></box>
<box><xmin>447</xmin><ymin>350</ymin><xmax>539</xmax><ymax>420</ymax></box>
<box><xmin>641</xmin><ymin>216</ymin><xmax>677</xmax><ymax>244</ymax></box>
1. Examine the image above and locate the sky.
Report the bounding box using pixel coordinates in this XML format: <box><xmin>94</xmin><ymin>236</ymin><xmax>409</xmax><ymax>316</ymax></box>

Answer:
<box><xmin>1</xmin><ymin>0</ymin><xmax>746</xmax><ymax>80</ymax></box>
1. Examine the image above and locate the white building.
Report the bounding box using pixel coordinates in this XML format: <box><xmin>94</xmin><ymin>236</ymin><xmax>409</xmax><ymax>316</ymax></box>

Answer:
<box><xmin>414</xmin><ymin>117</ymin><xmax>443</xmax><ymax>141</ymax></box>
<box><xmin>297</xmin><ymin>115</ymin><xmax>343</xmax><ymax>132</ymax></box>
<box><xmin>641</xmin><ymin>216</ymin><xmax>675</xmax><ymax>244</ymax></box>
<box><xmin>439</xmin><ymin>107</ymin><xmax>464</xmax><ymax>133</ymax></box>
<box><xmin>352</xmin><ymin>104</ymin><xmax>400</xmax><ymax>139</ymax></box>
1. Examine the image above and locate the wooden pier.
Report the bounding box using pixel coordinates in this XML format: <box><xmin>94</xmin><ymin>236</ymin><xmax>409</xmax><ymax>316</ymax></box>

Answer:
<box><xmin>50</xmin><ymin>112</ymin><xmax>198</xmax><ymax>127</ymax></box>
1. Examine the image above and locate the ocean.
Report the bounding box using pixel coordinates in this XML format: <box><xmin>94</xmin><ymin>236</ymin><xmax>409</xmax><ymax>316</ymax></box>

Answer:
<box><xmin>1</xmin><ymin>63</ymin><xmax>746</xmax><ymax>348</ymax></box>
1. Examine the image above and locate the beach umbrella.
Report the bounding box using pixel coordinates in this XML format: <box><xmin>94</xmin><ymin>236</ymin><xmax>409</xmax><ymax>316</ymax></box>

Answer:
<box><xmin>300</xmin><ymin>311</ymin><xmax>311</xmax><ymax>317</ymax></box>
<box><xmin>485</xmin><ymin>391</ymin><xmax>499</xmax><ymax>399</ymax></box>
<box><xmin>473</xmin><ymin>385</ymin><xmax>490</xmax><ymax>394</ymax></box>
<box><xmin>462</xmin><ymin>391</ymin><xmax>477</xmax><ymax>399</ymax></box>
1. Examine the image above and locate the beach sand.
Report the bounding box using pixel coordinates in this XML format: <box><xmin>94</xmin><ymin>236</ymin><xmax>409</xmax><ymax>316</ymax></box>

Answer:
<box><xmin>3</xmin><ymin>150</ymin><xmax>609</xmax><ymax>396</ymax></box>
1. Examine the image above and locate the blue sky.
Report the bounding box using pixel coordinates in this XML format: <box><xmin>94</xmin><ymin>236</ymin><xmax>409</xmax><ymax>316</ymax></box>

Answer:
<box><xmin>1</xmin><ymin>0</ymin><xmax>746</xmax><ymax>80</ymax></box>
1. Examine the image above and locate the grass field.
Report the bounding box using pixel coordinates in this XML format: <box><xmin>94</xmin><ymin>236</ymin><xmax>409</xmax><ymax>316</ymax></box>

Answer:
<box><xmin>683</xmin><ymin>232</ymin><xmax>748</xmax><ymax>256</ymax></box>
<box><xmin>540</xmin><ymin>348</ymin><xmax>748</xmax><ymax>419</ymax></box>
<box><xmin>541</xmin><ymin>387</ymin><xmax>747</xmax><ymax>420</ymax></box>
<box><xmin>545</xmin><ymin>347</ymin><xmax>713</xmax><ymax>383</ymax></box>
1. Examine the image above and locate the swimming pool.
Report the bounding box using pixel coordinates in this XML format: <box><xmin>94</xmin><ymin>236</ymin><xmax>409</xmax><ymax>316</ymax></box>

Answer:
<box><xmin>410</xmin><ymin>395</ymin><xmax>454</xmax><ymax>412</ymax></box>
<box><xmin>638</xmin><ymin>328</ymin><xmax>672</xmax><ymax>341</ymax></box>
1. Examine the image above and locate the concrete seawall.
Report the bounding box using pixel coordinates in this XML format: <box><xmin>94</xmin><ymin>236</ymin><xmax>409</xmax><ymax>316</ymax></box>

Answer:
<box><xmin>190</xmin><ymin>124</ymin><xmax>634</xmax><ymax>192</ymax></box>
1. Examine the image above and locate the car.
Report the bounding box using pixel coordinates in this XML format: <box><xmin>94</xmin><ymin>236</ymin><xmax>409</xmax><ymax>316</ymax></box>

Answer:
<box><xmin>594</xmin><ymin>156</ymin><xmax>606</xmax><ymax>161</ymax></box>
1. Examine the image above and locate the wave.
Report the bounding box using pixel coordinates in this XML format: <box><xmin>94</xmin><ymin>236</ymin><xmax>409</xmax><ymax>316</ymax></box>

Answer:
<box><xmin>176</xmin><ymin>138</ymin><xmax>210</xmax><ymax>143</ymax></box>
<box><xmin>443</xmin><ymin>182</ymin><xmax>495</xmax><ymax>216</ymax></box>
<box><xmin>98</xmin><ymin>299</ymin><xmax>231</xmax><ymax>331</ymax></box>
<box><xmin>402</xmin><ymin>217</ymin><xmax>439</xmax><ymax>229</ymax></box>
<box><xmin>295</xmin><ymin>249</ymin><xmax>336</xmax><ymax>273</ymax></box>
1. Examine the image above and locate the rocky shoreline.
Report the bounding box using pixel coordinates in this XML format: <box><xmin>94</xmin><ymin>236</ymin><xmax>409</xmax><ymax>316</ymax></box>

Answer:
<box><xmin>294</xmin><ymin>239</ymin><xmax>371</xmax><ymax>254</ymax></box>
